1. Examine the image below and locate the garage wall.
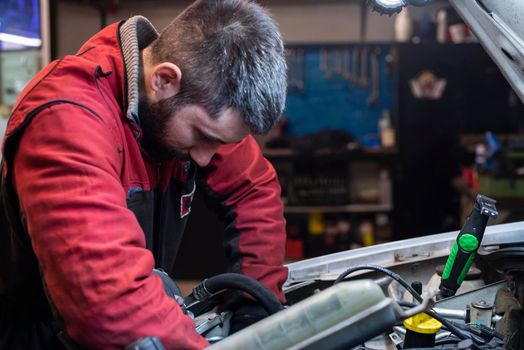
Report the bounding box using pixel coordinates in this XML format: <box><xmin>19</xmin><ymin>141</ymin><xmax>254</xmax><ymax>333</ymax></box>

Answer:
<box><xmin>54</xmin><ymin>2</ymin><xmax>100</xmax><ymax>58</ymax></box>
<box><xmin>55</xmin><ymin>1</ymin><xmax>451</xmax><ymax>55</ymax></box>
<box><xmin>54</xmin><ymin>1</ymin><xmax>447</xmax><ymax>58</ymax></box>
<box><xmin>54</xmin><ymin>1</ymin><xmax>402</xmax><ymax>57</ymax></box>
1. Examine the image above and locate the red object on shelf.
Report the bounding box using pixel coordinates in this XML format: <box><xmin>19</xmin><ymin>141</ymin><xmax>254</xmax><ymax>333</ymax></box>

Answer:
<box><xmin>285</xmin><ymin>239</ymin><xmax>304</xmax><ymax>260</ymax></box>
<box><xmin>462</xmin><ymin>166</ymin><xmax>479</xmax><ymax>192</ymax></box>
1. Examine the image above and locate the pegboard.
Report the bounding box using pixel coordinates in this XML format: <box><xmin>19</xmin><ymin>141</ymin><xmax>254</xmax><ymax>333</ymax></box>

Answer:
<box><xmin>284</xmin><ymin>43</ymin><xmax>394</xmax><ymax>142</ymax></box>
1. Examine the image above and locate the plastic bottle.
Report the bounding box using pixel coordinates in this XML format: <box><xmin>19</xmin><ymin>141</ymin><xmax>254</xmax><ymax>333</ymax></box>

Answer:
<box><xmin>395</xmin><ymin>8</ymin><xmax>414</xmax><ymax>43</ymax></box>
<box><xmin>308</xmin><ymin>211</ymin><xmax>325</xmax><ymax>236</ymax></box>
<box><xmin>436</xmin><ymin>8</ymin><xmax>448</xmax><ymax>43</ymax></box>
<box><xmin>474</xmin><ymin>144</ymin><xmax>487</xmax><ymax>170</ymax></box>
<box><xmin>379</xmin><ymin>110</ymin><xmax>395</xmax><ymax>148</ymax></box>
<box><xmin>359</xmin><ymin>220</ymin><xmax>375</xmax><ymax>247</ymax></box>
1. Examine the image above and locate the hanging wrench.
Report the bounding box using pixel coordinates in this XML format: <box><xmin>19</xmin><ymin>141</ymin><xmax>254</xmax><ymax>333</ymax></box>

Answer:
<box><xmin>359</xmin><ymin>47</ymin><xmax>369</xmax><ymax>88</ymax></box>
<box><xmin>342</xmin><ymin>48</ymin><xmax>351</xmax><ymax>81</ymax></box>
<box><xmin>286</xmin><ymin>48</ymin><xmax>296</xmax><ymax>89</ymax></box>
<box><xmin>342</xmin><ymin>48</ymin><xmax>351</xmax><ymax>80</ymax></box>
<box><xmin>296</xmin><ymin>48</ymin><xmax>304</xmax><ymax>90</ymax></box>
<box><xmin>319</xmin><ymin>48</ymin><xmax>332</xmax><ymax>79</ymax></box>
<box><xmin>367</xmin><ymin>47</ymin><xmax>381</xmax><ymax>106</ymax></box>
<box><xmin>351</xmin><ymin>47</ymin><xmax>360</xmax><ymax>85</ymax></box>
<box><xmin>333</xmin><ymin>49</ymin><xmax>343</xmax><ymax>77</ymax></box>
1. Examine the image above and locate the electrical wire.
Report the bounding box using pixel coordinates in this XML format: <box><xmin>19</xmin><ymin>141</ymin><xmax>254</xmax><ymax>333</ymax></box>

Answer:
<box><xmin>434</xmin><ymin>337</ymin><xmax>462</xmax><ymax>346</ymax></box>
<box><xmin>333</xmin><ymin>264</ymin><xmax>423</xmax><ymax>302</ymax></box>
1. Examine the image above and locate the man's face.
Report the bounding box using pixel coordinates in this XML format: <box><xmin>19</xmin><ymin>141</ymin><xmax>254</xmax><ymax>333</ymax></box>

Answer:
<box><xmin>139</xmin><ymin>96</ymin><xmax>250</xmax><ymax>166</ymax></box>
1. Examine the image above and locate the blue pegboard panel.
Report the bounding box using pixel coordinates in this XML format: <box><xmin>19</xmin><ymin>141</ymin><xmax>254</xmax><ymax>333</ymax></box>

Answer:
<box><xmin>284</xmin><ymin>43</ymin><xmax>393</xmax><ymax>142</ymax></box>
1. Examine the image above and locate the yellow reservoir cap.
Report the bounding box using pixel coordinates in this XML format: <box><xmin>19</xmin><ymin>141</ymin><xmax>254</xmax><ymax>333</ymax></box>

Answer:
<box><xmin>403</xmin><ymin>312</ymin><xmax>442</xmax><ymax>334</ymax></box>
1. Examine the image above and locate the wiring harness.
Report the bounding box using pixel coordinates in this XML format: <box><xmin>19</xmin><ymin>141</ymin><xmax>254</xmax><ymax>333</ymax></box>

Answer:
<box><xmin>334</xmin><ymin>264</ymin><xmax>504</xmax><ymax>349</ymax></box>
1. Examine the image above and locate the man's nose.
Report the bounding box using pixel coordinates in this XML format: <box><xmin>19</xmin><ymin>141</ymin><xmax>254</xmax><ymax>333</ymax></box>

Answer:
<box><xmin>189</xmin><ymin>142</ymin><xmax>220</xmax><ymax>167</ymax></box>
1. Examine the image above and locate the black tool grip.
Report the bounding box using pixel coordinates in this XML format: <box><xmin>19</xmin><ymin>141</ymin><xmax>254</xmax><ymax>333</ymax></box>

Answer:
<box><xmin>439</xmin><ymin>194</ymin><xmax>496</xmax><ymax>298</ymax></box>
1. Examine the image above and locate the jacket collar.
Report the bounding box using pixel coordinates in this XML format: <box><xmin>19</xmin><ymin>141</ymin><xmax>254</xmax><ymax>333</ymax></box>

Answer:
<box><xmin>119</xmin><ymin>16</ymin><xmax>158</xmax><ymax>125</ymax></box>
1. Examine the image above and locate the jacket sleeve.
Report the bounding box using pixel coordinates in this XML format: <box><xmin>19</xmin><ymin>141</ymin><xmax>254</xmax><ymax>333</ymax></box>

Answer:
<box><xmin>200</xmin><ymin>135</ymin><xmax>288</xmax><ymax>302</ymax></box>
<box><xmin>12</xmin><ymin>104</ymin><xmax>209</xmax><ymax>350</ymax></box>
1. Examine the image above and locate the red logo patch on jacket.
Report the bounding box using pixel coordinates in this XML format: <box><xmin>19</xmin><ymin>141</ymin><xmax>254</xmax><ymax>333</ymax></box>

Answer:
<box><xmin>180</xmin><ymin>183</ymin><xmax>196</xmax><ymax>218</ymax></box>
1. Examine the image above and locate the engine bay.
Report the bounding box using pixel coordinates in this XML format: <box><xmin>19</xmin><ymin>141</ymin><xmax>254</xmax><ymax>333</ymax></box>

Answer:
<box><xmin>192</xmin><ymin>219</ymin><xmax>524</xmax><ymax>350</ymax></box>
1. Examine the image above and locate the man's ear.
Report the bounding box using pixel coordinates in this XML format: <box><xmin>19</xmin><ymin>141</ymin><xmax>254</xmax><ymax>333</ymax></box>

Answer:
<box><xmin>149</xmin><ymin>62</ymin><xmax>182</xmax><ymax>101</ymax></box>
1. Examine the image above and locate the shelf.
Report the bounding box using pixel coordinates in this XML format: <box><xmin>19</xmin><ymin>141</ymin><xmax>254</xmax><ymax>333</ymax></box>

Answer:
<box><xmin>284</xmin><ymin>203</ymin><xmax>392</xmax><ymax>213</ymax></box>
<box><xmin>263</xmin><ymin>148</ymin><xmax>398</xmax><ymax>162</ymax></box>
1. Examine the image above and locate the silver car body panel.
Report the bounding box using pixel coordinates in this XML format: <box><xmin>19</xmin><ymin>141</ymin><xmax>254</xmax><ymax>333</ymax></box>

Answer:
<box><xmin>285</xmin><ymin>220</ymin><xmax>524</xmax><ymax>286</ymax></box>
<box><xmin>449</xmin><ymin>0</ymin><xmax>524</xmax><ymax>103</ymax></box>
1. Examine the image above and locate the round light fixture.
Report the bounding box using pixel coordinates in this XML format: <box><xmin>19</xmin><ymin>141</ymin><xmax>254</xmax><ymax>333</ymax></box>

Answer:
<box><xmin>368</xmin><ymin>0</ymin><xmax>406</xmax><ymax>15</ymax></box>
<box><xmin>368</xmin><ymin>0</ymin><xmax>433</xmax><ymax>15</ymax></box>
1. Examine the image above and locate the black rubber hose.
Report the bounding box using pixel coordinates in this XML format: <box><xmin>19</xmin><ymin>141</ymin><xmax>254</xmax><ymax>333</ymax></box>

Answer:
<box><xmin>191</xmin><ymin>273</ymin><xmax>283</xmax><ymax>315</ymax></box>
<box><xmin>333</xmin><ymin>264</ymin><xmax>424</xmax><ymax>303</ymax></box>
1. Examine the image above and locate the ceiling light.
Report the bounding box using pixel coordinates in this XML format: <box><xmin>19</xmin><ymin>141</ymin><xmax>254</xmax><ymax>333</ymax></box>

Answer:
<box><xmin>0</xmin><ymin>32</ymin><xmax>42</xmax><ymax>48</ymax></box>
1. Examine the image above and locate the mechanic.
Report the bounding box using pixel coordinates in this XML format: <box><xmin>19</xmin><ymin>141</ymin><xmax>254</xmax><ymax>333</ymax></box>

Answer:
<box><xmin>0</xmin><ymin>0</ymin><xmax>288</xmax><ymax>349</ymax></box>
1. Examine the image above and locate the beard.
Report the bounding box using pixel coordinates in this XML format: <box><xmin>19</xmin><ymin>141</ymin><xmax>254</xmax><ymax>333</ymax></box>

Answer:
<box><xmin>138</xmin><ymin>94</ymin><xmax>191</xmax><ymax>162</ymax></box>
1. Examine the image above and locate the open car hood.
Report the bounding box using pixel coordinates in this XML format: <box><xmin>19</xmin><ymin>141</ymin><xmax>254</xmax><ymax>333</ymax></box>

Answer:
<box><xmin>450</xmin><ymin>0</ymin><xmax>524</xmax><ymax>104</ymax></box>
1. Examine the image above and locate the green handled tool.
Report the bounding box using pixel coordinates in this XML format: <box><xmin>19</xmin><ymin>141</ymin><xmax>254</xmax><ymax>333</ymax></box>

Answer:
<box><xmin>439</xmin><ymin>194</ymin><xmax>498</xmax><ymax>299</ymax></box>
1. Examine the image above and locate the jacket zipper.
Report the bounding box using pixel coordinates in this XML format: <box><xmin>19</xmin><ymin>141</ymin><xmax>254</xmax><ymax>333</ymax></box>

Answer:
<box><xmin>152</xmin><ymin>162</ymin><xmax>162</xmax><ymax>265</ymax></box>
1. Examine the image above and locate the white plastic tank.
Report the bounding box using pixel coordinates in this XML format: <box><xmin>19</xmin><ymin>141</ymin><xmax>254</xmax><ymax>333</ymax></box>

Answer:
<box><xmin>207</xmin><ymin>280</ymin><xmax>386</xmax><ymax>350</ymax></box>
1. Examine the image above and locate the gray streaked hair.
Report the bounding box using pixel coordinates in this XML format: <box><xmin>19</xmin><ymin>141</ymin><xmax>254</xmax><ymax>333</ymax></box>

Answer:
<box><xmin>149</xmin><ymin>0</ymin><xmax>287</xmax><ymax>134</ymax></box>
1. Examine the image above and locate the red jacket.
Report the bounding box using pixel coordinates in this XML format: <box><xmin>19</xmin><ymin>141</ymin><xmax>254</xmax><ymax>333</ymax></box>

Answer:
<box><xmin>0</xmin><ymin>19</ymin><xmax>287</xmax><ymax>349</ymax></box>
